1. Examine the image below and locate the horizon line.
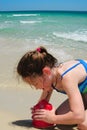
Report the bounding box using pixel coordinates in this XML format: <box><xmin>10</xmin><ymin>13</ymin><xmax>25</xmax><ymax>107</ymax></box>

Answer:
<box><xmin>0</xmin><ymin>10</ymin><xmax>87</xmax><ymax>12</ymax></box>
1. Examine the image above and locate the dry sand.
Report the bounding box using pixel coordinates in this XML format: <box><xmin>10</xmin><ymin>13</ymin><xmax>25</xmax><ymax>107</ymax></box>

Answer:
<box><xmin>0</xmin><ymin>87</ymin><xmax>78</xmax><ymax>130</ymax></box>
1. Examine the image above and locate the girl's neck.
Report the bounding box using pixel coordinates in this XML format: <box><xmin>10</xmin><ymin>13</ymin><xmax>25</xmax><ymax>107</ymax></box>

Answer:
<box><xmin>52</xmin><ymin>67</ymin><xmax>62</xmax><ymax>88</ymax></box>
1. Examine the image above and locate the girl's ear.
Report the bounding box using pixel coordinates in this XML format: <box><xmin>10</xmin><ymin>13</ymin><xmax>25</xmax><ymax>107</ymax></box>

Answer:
<box><xmin>42</xmin><ymin>67</ymin><xmax>51</xmax><ymax>75</ymax></box>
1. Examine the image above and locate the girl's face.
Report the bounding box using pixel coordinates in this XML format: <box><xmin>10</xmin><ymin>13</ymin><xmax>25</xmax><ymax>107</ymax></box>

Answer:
<box><xmin>24</xmin><ymin>68</ymin><xmax>53</xmax><ymax>91</ymax></box>
<box><xmin>24</xmin><ymin>76</ymin><xmax>44</xmax><ymax>89</ymax></box>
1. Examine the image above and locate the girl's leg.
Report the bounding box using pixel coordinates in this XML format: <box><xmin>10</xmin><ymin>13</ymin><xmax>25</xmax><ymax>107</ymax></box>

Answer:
<box><xmin>55</xmin><ymin>93</ymin><xmax>87</xmax><ymax>130</ymax></box>
<box><xmin>55</xmin><ymin>93</ymin><xmax>87</xmax><ymax>114</ymax></box>
<box><xmin>55</xmin><ymin>99</ymin><xmax>77</xmax><ymax>130</ymax></box>
<box><xmin>77</xmin><ymin>93</ymin><xmax>87</xmax><ymax>130</ymax></box>
<box><xmin>55</xmin><ymin>99</ymin><xmax>70</xmax><ymax>115</ymax></box>
<box><xmin>81</xmin><ymin>93</ymin><xmax>87</xmax><ymax>110</ymax></box>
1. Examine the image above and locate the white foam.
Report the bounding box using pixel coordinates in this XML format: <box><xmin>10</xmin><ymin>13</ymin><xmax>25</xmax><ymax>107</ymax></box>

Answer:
<box><xmin>20</xmin><ymin>20</ymin><xmax>41</xmax><ymax>24</ymax></box>
<box><xmin>53</xmin><ymin>31</ymin><xmax>87</xmax><ymax>42</ymax></box>
<box><xmin>13</xmin><ymin>14</ymin><xmax>39</xmax><ymax>17</ymax></box>
<box><xmin>5</xmin><ymin>21</ymin><xmax>13</xmax><ymax>24</ymax></box>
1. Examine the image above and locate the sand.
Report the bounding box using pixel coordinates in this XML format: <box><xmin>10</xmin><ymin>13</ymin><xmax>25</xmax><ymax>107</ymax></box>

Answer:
<box><xmin>0</xmin><ymin>86</ymin><xmax>78</xmax><ymax>130</ymax></box>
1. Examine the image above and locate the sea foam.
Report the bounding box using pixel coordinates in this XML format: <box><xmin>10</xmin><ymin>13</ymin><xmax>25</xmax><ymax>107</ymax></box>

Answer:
<box><xmin>53</xmin><ymin>31</ymin><xmax>87</xmax><ymax>43</ymax></box>
<box><xmin>20</xmin><ymin>20</ymin><xmax>42</xmax><ymax>24</ymax></box>
<box><xmin>13</xmin><ymin>14</ymin><xmax>39</xmax><ymax>17</ymax></box>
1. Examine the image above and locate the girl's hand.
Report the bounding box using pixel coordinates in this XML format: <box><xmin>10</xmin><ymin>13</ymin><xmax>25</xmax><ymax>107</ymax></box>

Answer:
<box><xmin>33</xmin><ymin>107</ymin><xmax>56</xmax><ymax>124</ymax></box>
<box><xmin>30</xmin><ymin>107</ymin><xmax>35</xmax><ymax>119</ymax></box>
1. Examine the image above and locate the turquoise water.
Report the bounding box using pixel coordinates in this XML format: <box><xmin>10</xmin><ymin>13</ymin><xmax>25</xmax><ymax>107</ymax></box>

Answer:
<box><xmin>0</xmin><ymin>11</ymin><xmax>87</xmax><ymax>41</ymax></box>
<box><xmin>0</xmin><ymin>11</ymin><xmax>87</xmax><ymax>87</ymax></box>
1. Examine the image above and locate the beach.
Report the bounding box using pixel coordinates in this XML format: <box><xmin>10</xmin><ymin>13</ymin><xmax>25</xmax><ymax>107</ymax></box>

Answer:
<box><xmin>0</xmin><ymin>86</ymin><xmax>78</xmax><ymax>130</ymax></box>
<box><xmin>0</xmin><ymin>11</ymin><xmax>87</xmax><ymax>130</ymax></box>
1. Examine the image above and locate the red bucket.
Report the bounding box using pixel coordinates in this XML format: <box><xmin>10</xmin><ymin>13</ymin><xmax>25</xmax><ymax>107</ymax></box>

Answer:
<box><xmin>32</xmin><ymin>100</ymin><xmax>54</xmax><ymax>128</ymax></box>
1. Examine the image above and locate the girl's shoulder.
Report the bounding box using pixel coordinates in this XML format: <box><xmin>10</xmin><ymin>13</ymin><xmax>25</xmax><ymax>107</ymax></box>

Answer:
<box><xmin>58</xmin><ymin>59</ymin><xmax>86</xmax><ymax>80</ymax></box>
<box><xmin>58</xmin><ymin>60</ymin><xmax>79</xmax><ymax>73</ymax></box>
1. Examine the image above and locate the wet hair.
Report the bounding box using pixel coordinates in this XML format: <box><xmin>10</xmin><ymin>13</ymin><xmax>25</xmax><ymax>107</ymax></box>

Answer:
<box><xmin>17</xmin><ymin>46</ymin><xmax>58</xmax><ymax>78</ymax></box>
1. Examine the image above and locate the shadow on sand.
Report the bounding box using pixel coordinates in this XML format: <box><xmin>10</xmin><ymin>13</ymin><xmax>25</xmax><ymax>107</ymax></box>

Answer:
<box><xmin>12</xmin><ymin>119</ymin><xmax>33</xmax><ymax>128</ymax></box>
<box><xmin>12</xmin><ymin>119</ymin><xmax>77</xmax><ymax>130</ymax></box>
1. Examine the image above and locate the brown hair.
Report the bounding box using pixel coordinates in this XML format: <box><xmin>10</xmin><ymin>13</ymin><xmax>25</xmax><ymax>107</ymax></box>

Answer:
<box><xmin>17</xmin><ymin>46</ymin><xmax>58</xmax><ymax>78</ymax></box>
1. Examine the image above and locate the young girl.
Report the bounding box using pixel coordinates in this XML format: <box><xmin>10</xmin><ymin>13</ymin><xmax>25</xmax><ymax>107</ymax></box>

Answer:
<box><xmin>17</xmin><ymin>46</ymin><xmax>87</xmax><ymax>130</ymax></box>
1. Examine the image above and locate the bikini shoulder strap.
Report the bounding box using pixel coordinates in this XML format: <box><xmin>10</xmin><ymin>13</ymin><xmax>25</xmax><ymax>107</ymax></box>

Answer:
<box><xmin>61</xmin><ymin>62</ymin><xmax>80</xmax><ymax>78</ymax></box>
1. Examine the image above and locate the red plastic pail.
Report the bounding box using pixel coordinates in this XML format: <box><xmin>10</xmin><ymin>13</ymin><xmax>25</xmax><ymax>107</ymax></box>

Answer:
<box><xmin>32</xmin><ymin>100</ymin><xmax>54</xmax><ymax>128</ymax></box>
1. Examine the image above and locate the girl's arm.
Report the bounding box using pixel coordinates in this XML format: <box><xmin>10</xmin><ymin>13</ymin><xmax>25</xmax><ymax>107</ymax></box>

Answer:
<box><xmin>53</xmin><ymin>77</ymin><xmax>85</xmax><ymax>125</ymax></box>
<box><xmin>38</xmin><ymin>89</ymin><xmax>53</xmax><ymax>102</ymax></box>
<box><xmin>34</xmin><ymin>79</ymin><xmax>85</xmax><ymax>125</ymax></box>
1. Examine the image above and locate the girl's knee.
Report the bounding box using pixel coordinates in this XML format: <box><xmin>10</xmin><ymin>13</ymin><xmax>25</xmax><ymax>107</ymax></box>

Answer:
<box><xmin>55</xmin><ymin>99</ymin><xmax>70</xmax><ymax>115</ymax></box>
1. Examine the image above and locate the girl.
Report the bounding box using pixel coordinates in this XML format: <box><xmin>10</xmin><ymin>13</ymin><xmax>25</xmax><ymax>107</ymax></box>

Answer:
<box><xmin>17</xmin><ymin>46</ymin><xmax>87</xmax><ymax>130</ymax></box>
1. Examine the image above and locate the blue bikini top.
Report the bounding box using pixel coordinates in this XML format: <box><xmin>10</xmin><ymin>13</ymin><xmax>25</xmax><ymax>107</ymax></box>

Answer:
<box><xmin>51</xmin><ymin>59</ymin><xmax>87</xmax><ymax>94</ymax></box>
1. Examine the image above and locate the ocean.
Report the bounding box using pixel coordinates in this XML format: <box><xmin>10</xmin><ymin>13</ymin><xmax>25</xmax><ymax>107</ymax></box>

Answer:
<box><xmin>0</xmin><ymin>11</ymin><xmax>87</xmax><ymax>88</ymax></box>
